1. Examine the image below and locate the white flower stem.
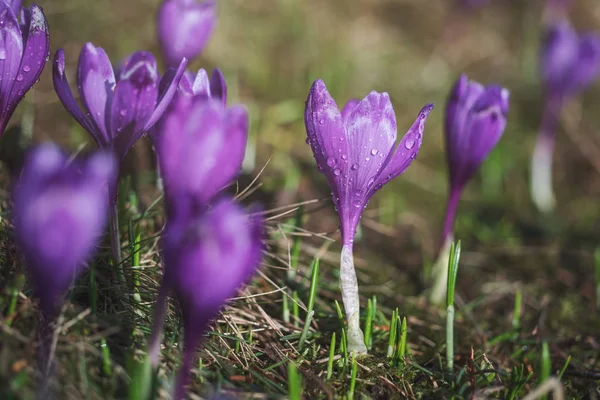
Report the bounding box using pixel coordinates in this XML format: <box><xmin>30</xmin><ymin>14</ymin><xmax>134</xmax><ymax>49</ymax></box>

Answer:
<box><xmin>530</xmin><ymin>131</ymin><xmax>556</xmax><ymax>213</ymax></box>
<box><xmin>531</xmin><ymin>98</ymin><xmax>560</xmax><ymax>213</ymax></box>
<box><xmin>429</xmin><ymin>235</ymin><xmax>453</xmax><ymax>305</ymax></box>
<box><xmin>340</xmin><ymin>244</ymin><xmax>367</xmax><ymax>354</ymax></box>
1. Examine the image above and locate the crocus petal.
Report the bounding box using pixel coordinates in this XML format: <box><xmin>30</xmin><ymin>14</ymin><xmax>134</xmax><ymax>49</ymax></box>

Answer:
<box><xmin>445</xmin><ymin>75</ymin><xmax>485</xmax><ymax>186</ymax></box>
<box><xmin>191</xmin><ymin>68</ymin><xmax>210</xmax><ymax>96</ymax></box>
<box><xmin>375</xmin><ymin>104</ymin><xmax>434</xmax><ymax>189</ymax></box>
<box><xmin>460</xmin><ymin>86</ymin><xmax>509</xmax><ymax>180</ymax></box>
<box><xmin>0</xmin><ymin>2</ymin><xmax>23</xmax><ymax>130</ymax></box>
<box><xmin>304</xmin><ymin>79</ymin><xmax>348</xmax><ymax>208</ymax></box>
<box><xmin>341</xmin><ymin>99</ymin><xmax>359</xmax><ymax>125</ymax></box>
<box><xmin>209</xmin><ymin>68</ymin><xmax>227</xmax><ymax>105</ymax></box>
<box><xmin>541</xmin><ymin>20</ymin><xmax>579</xmax><ymax>93</ymax></box>
<box><xmin>77</xmin><ymin>43</ymin><xmax>116</xmax><ymax>147</ymax></box>
<box><xmin>5</xmin><ymin>5</ymin><xmax>49</xmax><ymax>122</ymax></box>
<box><xmin>110</xmin><ymin>52</ymin><xmax>159</xmax><ymax>158</ymax></box>
<box><xmin>52</xmin><ymin>49</ymin><xmax>96</xmax><ymax>135</ymax></box>
<box><xmin>569</xmin><ymin>33</ymin><xmax>600</xmax><ymax>92</ymax></box>
<box><xmin>8</xmin><ymin>0</ymin><xmax>21</xmax><ymax>15</ymax></box>
<box><xmin>344</xmin><ymin>91</ymin><xmax>397</xmax><ymax>192</ymax></box>
<box><xmin>157</xmin><ymin>0</ymin><xmax>217</xmax><ymax>67</ymax></box>
<box><xmin>144</xmin><ymin>57</ymin><xmax>187</xmax><ymax>131</ymax></box>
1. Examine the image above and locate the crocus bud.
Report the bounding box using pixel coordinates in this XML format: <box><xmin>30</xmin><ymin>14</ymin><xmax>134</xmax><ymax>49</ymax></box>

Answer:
<box><xmin>531</xmin><ymin>20</ymin><xmax>600</xmax><ymax>212</ymax></box>
<box><xmin>304</xmin><ymin>79</ymin><xmax>433</xmax><ymax>353</ymax></box>
<box><xmin>0</xmin><ymin>2</ymin><xmax>50</xmax><ymax>137</ymax></box>
<box><xmin>163</xmin><ymin>199</ymin><xmax>263</xmax><ymax>400</ymax></box>
<box><xmin>153</xmin><ymin>93</ymin><xmax>246</xmax><ymax>220</ymax></box>
<box><xmin>541</xmin><ymin>20</ymin><xmax>600</xmax><ymax>101</ymax></box>
<box><xmin>12</xmin><ymin>144</ymin><xmax>117</xmax><ymax>318</ymax></box>
<box><xmin>157</xmin><ymin>0</ymin><xmax>217</xmax><ymax>67</ymax></box>
<box><xmin>53</xmin><ymin>43</ymin><xmax>187</xmax><ymax>163</ymax></box>
<box><xmin>445</xmin><ymin>74</ymin><xmax>509</xmax><ymax>193</ymax></box>
<box><xmin>430</xmin><ymin>74</ymin><xmax>509</xmax><ymax>304</ymax></box>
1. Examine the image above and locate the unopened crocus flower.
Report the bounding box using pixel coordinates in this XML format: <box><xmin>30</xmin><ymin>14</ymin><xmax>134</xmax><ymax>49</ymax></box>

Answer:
<box><xmin>148</xmin><ymin>88</ymin><xmax>249</xmax><ymax>369</ymax></box>
<box><xmin>157</xmin><ymin>0</ymin><xmax>217</xmax><ymax>67</ymax></box>
<box><xmin>53</xmin><ymin>43</ymin><xmax>187</xmax><ymax>264</ymax></box>
<box><xmin>531</xmin><ymin>20</ymin><xmax>600</xmax><ymax>212</ymax></box>
<box><xmin>13</xmin><ymin>144</ymin><xmax>116</xmax><ymax>318</ymax></box>
<box><xmin>162</xmin><ymin>199</ymin><xmax>263</xmax><ymax>400</ymax></box>
<box><xmin>0</xmin><ymin>2</ymin><xmax>49</xmax><ymax>137</ymax></box>
<box><xmin>304</xmin><ymin>79</ymin><xmax>433</xmax><ymax>354</ymax></box>
<box><xmin>152</xmin><ymin>75</ymin><xmax>242</xmax><ymax>220</ymax></box>
<box><xmin>430</xmin><ymin>74</ymin><xmax>509</xmax><ymax>305</ymax></box>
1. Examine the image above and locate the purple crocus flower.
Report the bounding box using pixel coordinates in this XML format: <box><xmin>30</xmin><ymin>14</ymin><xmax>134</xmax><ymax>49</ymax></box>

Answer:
<box><xmin>163</xmin><ymin>199</ymin><xmax>263</xmax><ymax>400</ymax></box>
<box><xmin>157</xmin><ymin>0</ymin><xmax>217</xmax><ymax>67</ymax></box>
<box><xmin>304</xmin><ymin>79</ymin><xmax>433</xmax><ymax>353</ymax></box>
<box><xmin>13</xmin><ymin>144</ymin><xmax>117</xmax><ymax>318</ymax></box>
<box><xmin>431</xmin><ymin>74</ymin><xmax>509</xmax><ymax>304</ymax></box>
<box><xmin>0</xmin><ymin>2</ymin><xmax>49</xmax><ymax>137</ymax></box>
<box><xmin>53</xmin><ymin>44</ymin><xmax>186</xmax><ymax>264</ymax></box>
<box><xmin>53</xmin><ymin>43</ymin><xmax>187</xmax><ymax>165</ymax></box>
<box><xmin>531</xmin><ymin>20</ymin><xmax>600</xmax><ymax>212</ymax></box>
<box><xmin>152</xmin><ymin>72</ymin><xmax>242</xmax><ymax>220</ymax></box>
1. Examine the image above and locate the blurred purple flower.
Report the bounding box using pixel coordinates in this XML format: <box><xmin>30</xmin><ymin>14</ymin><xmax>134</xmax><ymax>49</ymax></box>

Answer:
<box><xmin>157</xmin><ymin>0</ymin><xmax>217</xmax><ymax>67</ymax></box>
<box><xmin>152</xmin><ymin>75</ymin><xmax>244</xmax><ymax>219</ymax></box>
<box><xmin>304</xmin><ymin>79</ymin><xmax>433</xmax><ymax>353</ymax></box>
<box><xmin>531</xmin><ymin>20</ymin><xmax>600</xmax><ymax>212</ymax></box>
<box><xmin>0</xmin><ymin>2</ymin><xmax>49</xmax><ymax>136</ymax></box>
<box><xmin>162</xmin><ymin>199</ymin><xmax>263</xmax><ymax>400</ymax></box>
<box><xmin>12</xmin><ymin>144</ymin><xmax>117</xmax><ymax>318</ymax></box>
<box><xmin>430</xmin><ymin>74</ymin><xmax>509</xmax><ymax>304</ymax></box>
<box><xmin>541</xmin><ymin>20</ymin><xmax>600</xmax><ymax>100</ymax></box>
<box><xmin>53</xmin><ymin>43</ymin><xmax>187</xmax><ymax>164</ymax></box>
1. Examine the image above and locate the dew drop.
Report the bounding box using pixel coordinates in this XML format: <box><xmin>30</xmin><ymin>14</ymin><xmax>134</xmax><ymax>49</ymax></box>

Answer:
<box><xmin>370</xmin><ymin>148</ymin><xmax>378</xmax><ymax>156</ymax></box>
<box><xmin>319</xmin><ymin>119</ymin><xmax>325</xmax><ymax>125</ymax></box>
<box><xmin>367</xmin><ymin>178</ymin><xmax>375</xmax><ymax>186</ymax></box>
<box><xmin>22</xmin><ymin>65</ymin><xmax>30</xmax><ymax>72</ymax></box>
<box><xmin>0</xmin><ymin>49</ymin><xmax>6</xmax><ymax>60</ymax></box>
<box><xmin>333</xmin><ymin>168</ymin><xmax>341</xmax><ymax>176</ymax></box>
<box><xmin>341</xmin><ymin>154</ymin><xmax>347</xmax><ymax>160</ymax></box>
<box><xmin>365</xmin><ymin>156</ymin><xmax>370</xmax><ymax>162</ymax></box>
<box><xmin>305</xmin><ymin>137</ymin><xmax>310</xmax><ymax>144</ymax></box>
<box><xmin>351</xmin><ymin>164</ymin><xmax>358</xmax><ymax>170</ymax></box>
<box><xmin>404</xmin><ymin>136</ymin><xmax>415</xmax><ymax>150</ymax></box>
<box><xmin>326</xmin><ymin>157</ymin><xmax>336</xmax><ymax>167</ymax></box>
<box><xmin>354</xmin><ymin>199</ymin><xmax>361</xmax><ymax>208</ymax></box>
<box><xmin>16</xmin><ymin>74</ymin><xmax>23</xmax><ymax>82</ymax></box>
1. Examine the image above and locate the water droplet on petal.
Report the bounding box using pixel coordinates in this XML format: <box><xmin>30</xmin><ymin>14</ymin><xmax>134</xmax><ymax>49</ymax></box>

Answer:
<box><xmin>0</xmin><ymin>49</ymin><xmax>6</xmax><ymax>60</ymax></box>
<box><xmin>22</xmin><ymin>65</ymin><xmax>30</xmax><ymax>72</ymax></box>
<box><xmin>371</xmin><ymin>148</ymin><xmax>378</xmax><ymax>156</ymax></box>
<box><xmin>319</xmin><ymin>119</ymin><xmax>325</xmax><ymax>125</ymax></box>
<box><xmin>305</xmin><ymin>137</ymin><xmax>310</xmax><ymax>144</ymax></box>
<box><xmin>365</xmin><ymin>157</ymin><xmax>370</xmax><ymax>161</ymax></box>
<box><xmin>404</xmin><ymin>136</ymin><xmax>415</xmax><ymax>150</ymax></box>
<box><xmin>333</xmin><ymin>168</ymin><xmax>341</xmax><ymax>176</ymax></box>
<box><xmin>341</xmin><ymin>154</ymin><xmax>347</xmax><ymax>160</ymax></box>
<box><xmin>326</xmin><ymin>157</ymin><xmax>336</xmax><ymax>167</ymax></box>
<box><xmin>367</xmin><ymin>178</ymin><xmax>375</xmax><ymax>186</ymax></box>
<box><xmin>16</xmin><ymin>74</ymin><xmax>23</xmax><ymax>82</ymax></box>
<box><xmin>351</xmin><ymin>164</ymin><xmax>358</xmax><ymax>170</ymax></box>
